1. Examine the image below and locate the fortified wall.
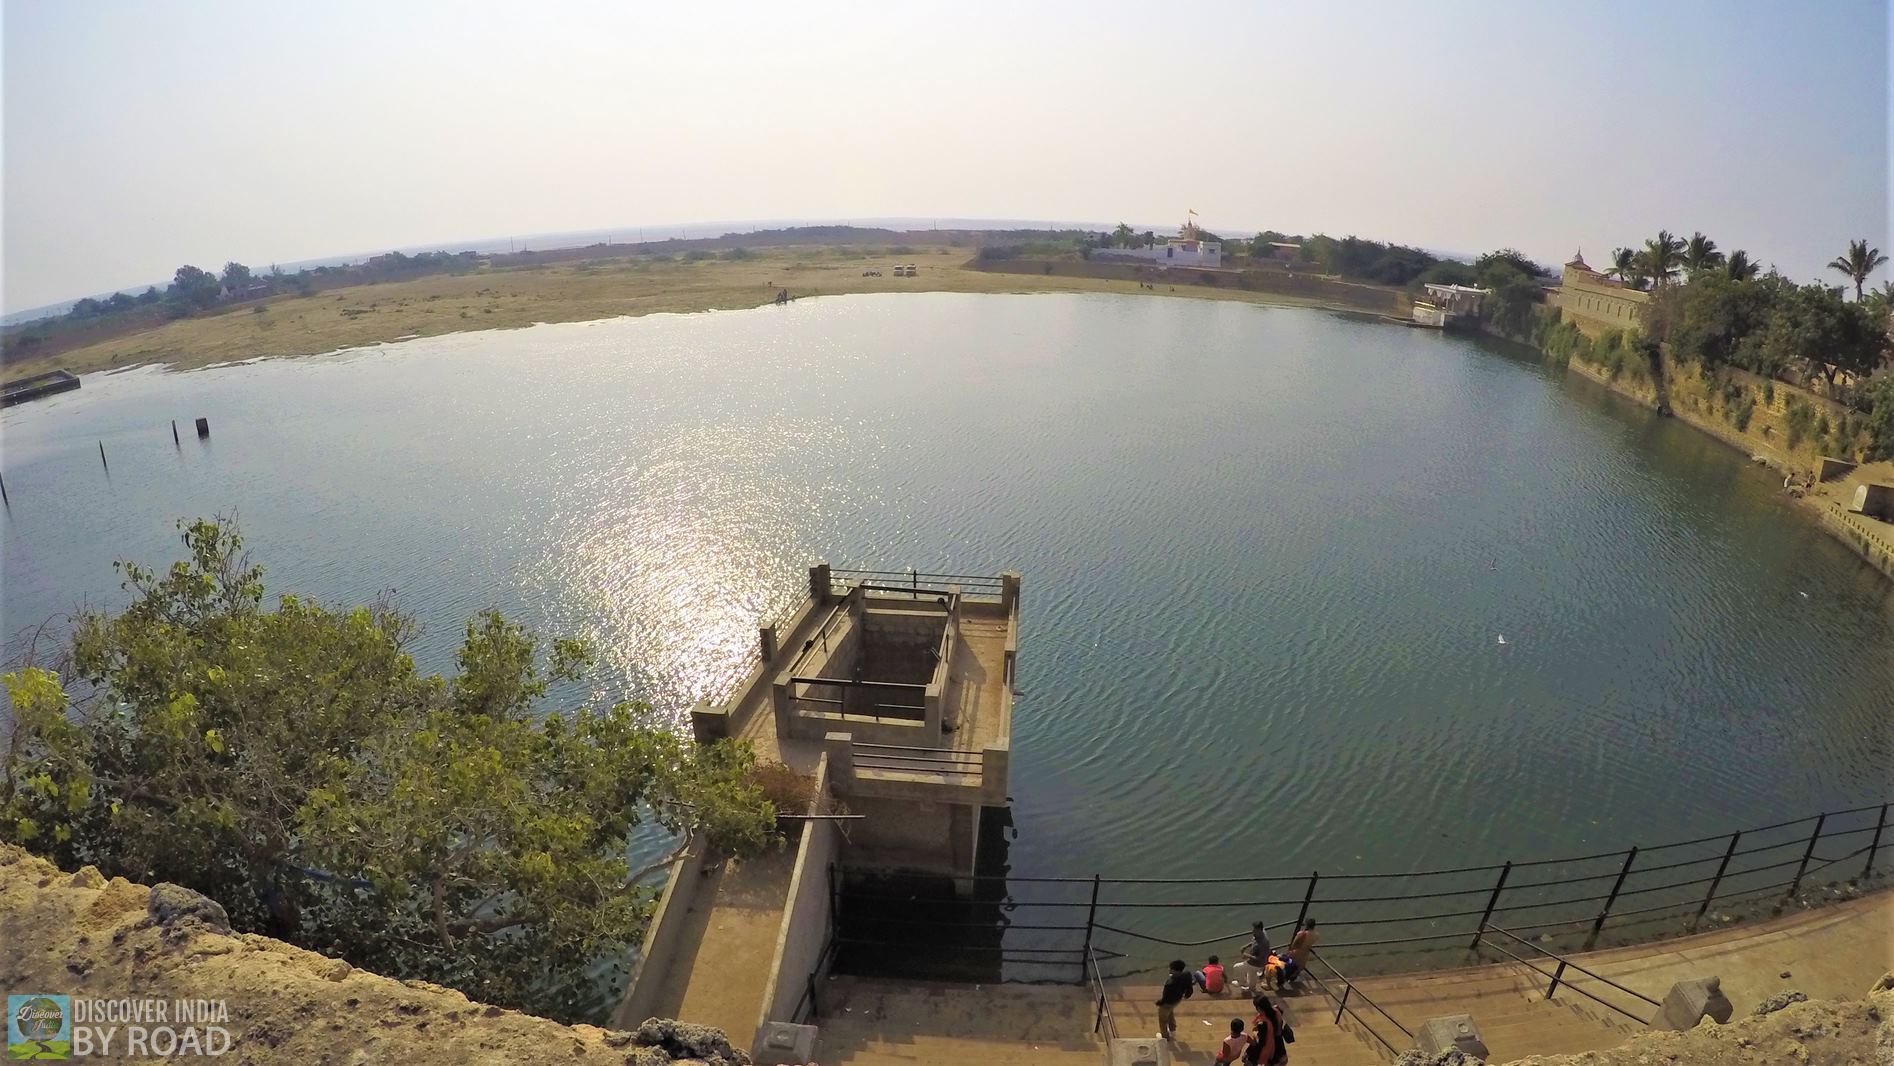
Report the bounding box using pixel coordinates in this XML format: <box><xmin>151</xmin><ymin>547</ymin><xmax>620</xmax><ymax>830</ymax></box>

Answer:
<box><xmin>1550</xmin><ymin>253</ymin><xmax>1649</xmax><ymax>337</ymax></box>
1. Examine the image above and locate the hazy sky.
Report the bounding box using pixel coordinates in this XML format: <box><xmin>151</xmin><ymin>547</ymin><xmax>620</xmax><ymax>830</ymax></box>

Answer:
<box><xmin>3</xmin><ymin>0</ymin><xmax>1887</xmax><ymax>311</ymax></box>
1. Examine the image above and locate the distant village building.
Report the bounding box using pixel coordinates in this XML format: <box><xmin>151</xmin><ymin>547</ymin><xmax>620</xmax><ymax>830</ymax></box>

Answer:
<box><xmin>1096</xmin><ymin>219</ymin><xmax>1223</xmax><ymax>268</ymax></box>
<box><xmin>1552</xmin><ymin>251</ymin><xmax>1649</xmax><ymax>337</ymax></box>
<box><xmin>1411</xmin><ymin>283</ymin><xmax>1489</xmax><ymax>328</ymax></box>
<box><xmin>1262</xmin><ymin>241</ymin><xmax>1303</xmax><ymax>264</ymax></box>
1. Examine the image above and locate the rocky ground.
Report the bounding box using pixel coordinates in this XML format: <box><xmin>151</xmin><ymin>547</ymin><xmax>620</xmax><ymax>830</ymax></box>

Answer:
<box><xmin>0</xmin><ymin>845</ymin><xmax>745</xmax><ymax>1065</ymax></box>
<box><xmin>1485</xmin><ymin>973</ymin><xmax>1893</xmax><ymax>1065</ymax></box>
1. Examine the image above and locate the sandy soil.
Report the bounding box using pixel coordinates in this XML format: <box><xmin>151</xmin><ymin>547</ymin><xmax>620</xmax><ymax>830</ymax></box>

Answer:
<box><xmin>7</xmin><ymin>247</ymin><xmax>1368</xmax><ymax>380</ymax></box>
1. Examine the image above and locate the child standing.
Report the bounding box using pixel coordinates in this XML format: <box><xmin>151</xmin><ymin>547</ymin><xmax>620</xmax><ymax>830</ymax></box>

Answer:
<box><xmin>1156</xmin><ymin>959</ymin><xmax>1194</xmax><ymax>1041</ymax></box>
<box><xmin>1215</xmin><ymin>1019</ymin><xmax>1250</xmax><ymax>1064</ymax></box>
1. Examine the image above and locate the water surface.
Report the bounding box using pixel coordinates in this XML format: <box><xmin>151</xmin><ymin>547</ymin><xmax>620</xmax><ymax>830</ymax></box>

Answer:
<box><xmin>3</xmin><ymin>293</ymin><xmax>1888</xmax><ymax>927</ymax></box>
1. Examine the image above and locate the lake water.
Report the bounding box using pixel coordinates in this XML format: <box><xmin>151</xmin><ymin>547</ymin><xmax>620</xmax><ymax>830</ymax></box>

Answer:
<box><xmin>3</xmin><ymin>292</ymin><xmax>1889</xmax><ymax>948</ymax></box>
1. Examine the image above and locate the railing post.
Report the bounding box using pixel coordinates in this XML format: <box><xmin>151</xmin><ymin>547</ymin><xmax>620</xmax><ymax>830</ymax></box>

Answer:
<box><xmin>1785</xmin><ymin>813</ymin><xmax>1827</xmax><ymax>904</ymax></box>
<box><xmin>1334</xmin><ymin>982</ymin><xmax>1351</xmax><ymax>1025</ymax></box>
<box><xmin>1692</xmin><ymin>832</ymin><xmax>1740</xmax><ymax>932</ymax></box>
<box><xmin>1863</xmin><ymin>804</ymin><xmax>1888</xmax><ymax>884</ymax></box>
<box><xmin>1079</xmin><ymin>875</ymin><xmax>1102</xmax><ymax>984</ymax></box>
<box><xmin>1294</xmin><ymin>870</ymin><xmax>1319</xmax><ymax>934</ymax></box>
<box><xmin>1548</xmin><ymin>958</ymin><xmax>1569</xmax><ymax>1000</ymax></box>
<box><xmin>1582</xmin><ymin>847</ymin><xmax>1638</xmax><ymax>952</ymax></box>
<box><xmin>1469</xmin><ymin>861</ymin><xmax>1512</xmax><ymax>950</ymax></box>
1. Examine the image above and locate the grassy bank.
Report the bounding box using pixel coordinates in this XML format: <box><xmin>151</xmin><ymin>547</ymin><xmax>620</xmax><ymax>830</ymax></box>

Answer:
<box><xmin>7</xmin><ymin>246</ymin><xmax>1404</xmax><ymax>379</ymax></box>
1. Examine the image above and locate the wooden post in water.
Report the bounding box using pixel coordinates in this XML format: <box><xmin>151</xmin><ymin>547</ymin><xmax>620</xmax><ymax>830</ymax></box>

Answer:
<box><xmin>1</xmin><ymin>472</ymin><xmax>9</xmax><ymax>508</ymax></box>
<box><xmin>172</xmin><ymin>420</ymin><xmax>180</xmax><ymax>446</ymax></box>
<box><xmin>195</xmin><ymin>417</ymin><xmax>210</xmax><ymax>439</ymax></box>
<box><xmin>99</xmin><ymin>441</ymin><xmax>108</xmax><ymax>473</ymax></box>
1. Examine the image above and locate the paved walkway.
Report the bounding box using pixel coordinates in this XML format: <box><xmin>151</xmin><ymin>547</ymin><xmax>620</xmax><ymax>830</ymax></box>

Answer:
<box><xmin>623</xmin><ymin>847</ymin><xmax>797</xmax><ymax>1045</ymax></box>
<box><xmin>812</xmin><ymin>890</ymin><xmax>1894</xmax><ymax>1065</ymax></box>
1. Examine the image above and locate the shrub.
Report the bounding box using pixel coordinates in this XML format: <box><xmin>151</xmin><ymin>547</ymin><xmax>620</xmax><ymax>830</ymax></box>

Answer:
<box><xmin>682</xmin><ymin>250</ymin><xmax>712</xmax><ymax>262</ymax></box>
<box><xmin>1784</xmin><ymin>398</ymin><xmax>1816</xmax><ymax>448</ymax></box>
<box><xmin>1762</xmin><ymin>381</ymin><xmax>1775</xmax><ymax>407</ymax></box>
<box><xmin>747</xmin><ymin>761</ymin><xmax>816</xmax><ymax>818</ymax></box>
<box><xmin>1730</xmin><ymin>396</ymin><xmax>1755</xmax><ymax>431</ymax></box>
<box><xmin>724</xmin><ymin>247</ymin><xmax>753</xmax><ymax>261</ymax></box>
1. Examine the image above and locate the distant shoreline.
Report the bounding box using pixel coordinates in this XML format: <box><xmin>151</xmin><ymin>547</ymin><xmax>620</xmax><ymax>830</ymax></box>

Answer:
<box><xmin>2</xmin><ymin>247</ymin><xmax>1410</xmax><ymax>381</ymax></box>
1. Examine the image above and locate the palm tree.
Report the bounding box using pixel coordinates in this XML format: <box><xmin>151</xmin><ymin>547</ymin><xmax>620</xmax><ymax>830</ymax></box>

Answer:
<box><xmin>1724</xmin><ymin>249</ymin><xmax>1759</xmax><ymax>281</ymax></box>
<box><xmin>1682</xmin><ymin>232</ymin><xmax>1724</xmax><ymax>276</ymax></box>
<box><xmin>1111</xmin><ymin>222</ymin><xmax>1136</xmax><ymax>249</ymax></box>
<box><xmin>1607</xmin><ymin>247</ymin><xmax>1641</xmax><ymax>287</ymax></box>
<box><xmin>1642</xmin><ymin>230</ymin><xmax>1685</xmax><ymax>287</ymax></box>
<box><xmin>1826</xmin><ymin>238</ymin><xmax>1889</xmax><ymax>300</ymax></box>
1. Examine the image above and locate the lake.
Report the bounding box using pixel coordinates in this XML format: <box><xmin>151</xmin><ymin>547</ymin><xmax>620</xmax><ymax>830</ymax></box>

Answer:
<box><xmin>3</xmin><ymin>292</ymin><xmax>1889</xmax><ymax>932</ymax></box>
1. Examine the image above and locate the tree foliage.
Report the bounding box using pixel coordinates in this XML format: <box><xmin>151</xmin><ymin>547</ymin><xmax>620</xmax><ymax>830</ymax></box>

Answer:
<box><xmin>1</xmin><ymin>519</ymin><xmax>774</xmax><ymax>1022</ymax></box>
<box><xmin>1827</xmin><ymin>238</ymin><xmax>1889</xmax><ymax>301</ymax></box>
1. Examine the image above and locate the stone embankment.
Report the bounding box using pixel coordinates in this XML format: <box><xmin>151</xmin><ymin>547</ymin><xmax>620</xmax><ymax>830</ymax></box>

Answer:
<box><xmin>0</xmin><ymin>844</ymin><xmax>747</xmax><ymax>1065</ymax></box>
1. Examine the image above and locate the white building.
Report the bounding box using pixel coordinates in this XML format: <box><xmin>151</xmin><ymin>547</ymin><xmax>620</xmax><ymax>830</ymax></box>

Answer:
<box><xmin>1096</xmin><ymin>219</ymin><xmax>1223</xmax><ymax>268</ymax></box>
<box><xmin>1412</xmin><ymin>283</ymin><xmax>1489</xmax><ymax>328</ymax></box>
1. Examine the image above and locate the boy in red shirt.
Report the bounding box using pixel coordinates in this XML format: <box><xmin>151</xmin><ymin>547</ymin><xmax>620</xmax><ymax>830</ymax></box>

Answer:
<box><xmin>1194</xmin><ymin>954</ymin><xmax>1227</xmax><ymax>995</ymax></box>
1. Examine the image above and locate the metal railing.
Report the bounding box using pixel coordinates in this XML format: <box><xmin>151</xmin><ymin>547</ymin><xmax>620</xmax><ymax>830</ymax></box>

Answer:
<box><xmin>854</xmin><ymin>742</ymin><xmax>983</xmax><ymax>780</ymax></box>
<box><xmin>788</xmin><ymin>676</ymin><xmax>928</xmax><ymax>723</ymax></box>
<box><xmin>1474</xmin><ymin>925</ymin><xmax>1660</xmax><ymax>1026</ymax></box>
<box><xmin>832</xmin><ymin>567</ymin><xmax>1007</xmax><ymax>597</ymax></box>
<box><xmin>830</xmin><ymin>800</ymin><xmax>1891</xmax><ymax>986</ymax></box>
<box><xmin>1087</xmin><ymin>945</ymin><xmax>1118</xmax><ymax>1041</ymax></box>
<box><xmin>1301</xmin><ymin>951</ymin><xmax>1413</xmax><ymax>1057</ymax></box>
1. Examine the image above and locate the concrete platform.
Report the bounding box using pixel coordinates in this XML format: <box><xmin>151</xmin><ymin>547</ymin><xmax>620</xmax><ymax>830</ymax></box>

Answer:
<box><xmin>810</xmin><ymin>889</ymin><xmax>1894</xmax><ymax>1065</ymax></box>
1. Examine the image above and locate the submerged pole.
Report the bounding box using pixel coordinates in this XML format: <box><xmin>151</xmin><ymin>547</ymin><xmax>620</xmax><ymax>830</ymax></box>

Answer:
<box><xmin>1</xmin><ymin>472</ymin><xmax>9</xmax><ymax>508</ymax></box>
<box><xmin>172</xmin><ymin>419</ymin><xmax>180</xmax><ymax>446</ymax></box>
<box><xmin>99</xmin><ymin>441</ymin><xmax>109</xmax><ymax>473</ymax></box>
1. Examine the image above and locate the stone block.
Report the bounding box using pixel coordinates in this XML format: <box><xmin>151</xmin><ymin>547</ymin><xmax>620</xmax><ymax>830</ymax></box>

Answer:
<box><xmin>752</xmin><ymin>1020</ymin><xmax>817</xmax><ymax>1065</ymax></box>
<box><xmin>1416</xmin><ymin>1014</ymin><xmax>1488</xmax><ymax>1059</ymax></box>
<box><xmin>1852</xmin><ymin>483</ymin><xmax>1894</xmax><ymax>520</ymax></box>
<box><xmin>1105</xmin><ymin>1036</ymin><xmax>1169</xmax><ymax>1066</ymax></box>
<box><xmin>1655</xmin><ymin>976</ymin><xmax>1733</xmax><ymax>1030</ymax></box>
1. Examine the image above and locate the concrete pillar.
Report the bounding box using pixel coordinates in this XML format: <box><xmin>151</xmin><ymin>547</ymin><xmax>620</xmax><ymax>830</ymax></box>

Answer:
<box><xmin>980</xmin><ymin>745</ymin><xmax>1009</xmax><ymax>806</ymax></box>
<box><xmin>758</xmin><ymin>623</ymin><xmax>778</xmax><ymax>663</ymax></box>
<box><xmin>950</xmin><ymin>803</ymin><xmax>977</xmax><ymax>897</ymax></box>
<box><xmin>1417</xmin><ymin>1015</ymin><xmax>1488</xmax><ymax>1059</ymax></box>
<box><xmin>809</xmin><ymin>563</ymin><xmax>832</xmax><ymax>604</ymax></box>
<box><xmin>689</xmin><ymin>699</ymin><xmax>727</xmax><ymax>743</ymax></box>
<box><xmin>1000</xmin><ymin>571</ymin><xmax>1021</xmax><ymax>615</ymax></box>
<box><xmin>753</xmin><ymin>1021</ymin><xmax>817</xmax><ymax>1065</ymax></box>
<box><xmin>1653</xmin><ymin>976</ymin><xmax>1733</xmax><ymax>1031</ymax></box>
<box><xmin>824</xmin><ymin>732</ymin><xmax>854</xmax><ymax>795</ymax></box>
<box><xmin>1106</xmin><ymin>1036</ymin><xmax>1169</xmax><ymax>1065</ymax></box>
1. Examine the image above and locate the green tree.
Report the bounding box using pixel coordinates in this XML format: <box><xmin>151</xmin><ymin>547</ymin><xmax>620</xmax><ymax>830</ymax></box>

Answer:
<box><xmin>220</xmin><ymin>262</ymin><xmax>254</xmax><ymax>290</ymax></box>
<box><xmin>169</xmin><ymin>265</ymin><xmax>221</xmax><ymax>312</ymax></box>
<box><xmin>1682</xmin><ymin>232</ymin><xmax>1724</xmax><ymax>276</ymax></box>
<box><xmin>1639</xmin><ymin>230</ymin><xmax>1685</xmax><ymax>288</ymax></box>
<box><xmin>1724</xmin><ymin>249</ymin><xmax>1760</xmax><ymax>282</ymax></box>
<box><xmin>1474</xmin><ymin>249</ymin><xmax>1548</xmax><ymax>279</ymax></box>
<box><xmin>66</xmin><ymin>297</ymin><xmax>105</xmax><ymax>319</ymax></box>
<box><xmin>1760</xmin><ymin>282</ymin><xmax>1889</xmax><ymax>389</ymax></box>
<box><xmin>1479</xmin><ymin>263</ymin><xmax>1542</xmax><ymax>338</ymax></box>
<box><xmin>1827</xmin><ymin>238</ymin><xmax>1889</xmax><ymax>301</ymax></box>
<box><xmin>1112</xmin><ymin>222</ymin><xmax>1135</xmax><ymax>248</ymax></box>
<box><xmin>1608</xmin><ymin>247</ymin><xmax>1645</xmax><ymax>289</ymax></box>
<box><xmin>1</xmin><ymin>519</ymin><xmax>774</xmax><ymax>1021</ymax></box>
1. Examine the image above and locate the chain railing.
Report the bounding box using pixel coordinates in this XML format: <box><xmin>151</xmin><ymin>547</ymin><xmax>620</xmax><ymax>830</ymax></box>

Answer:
<box><xmin>1473</xmin><ymin>925</ymin><xmax>1660</xmax><ymax>1026</ymax></box>
<box><xmin>831</xmin><ymin>800</ymin><xmax>1890</xmax><ymax>986</ymax></box>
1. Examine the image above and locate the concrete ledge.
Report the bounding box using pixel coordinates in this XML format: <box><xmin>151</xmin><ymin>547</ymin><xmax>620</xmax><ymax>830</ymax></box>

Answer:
<box><xmin>610</xmin><ymin>838</ymin><xmax>707</xmax><ymax>1029</ymax></box>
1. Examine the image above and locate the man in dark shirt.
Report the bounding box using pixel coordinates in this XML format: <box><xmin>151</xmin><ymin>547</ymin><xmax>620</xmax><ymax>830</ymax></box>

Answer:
<box><xmin>1156</xmin><ymin>959</ymin><xmax>1194</xmax><ymax>1041</ymax></box>
<box><xmin>1236</xmin><ymin>920</ymin><xmax>1273</xmax><ymax>992</ymax></box>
